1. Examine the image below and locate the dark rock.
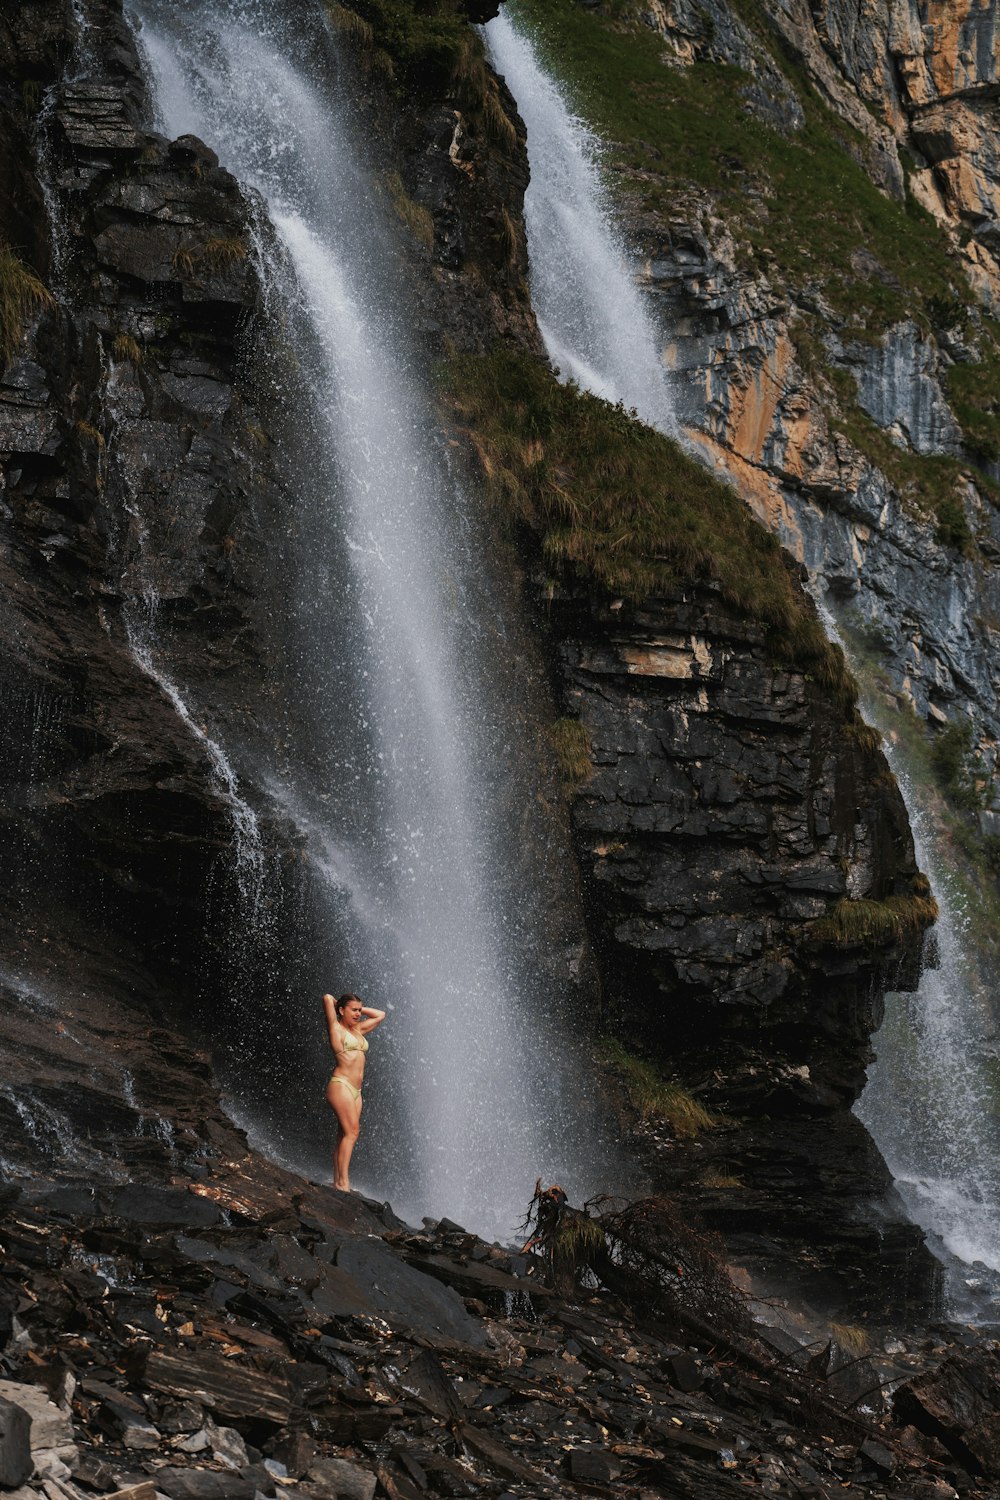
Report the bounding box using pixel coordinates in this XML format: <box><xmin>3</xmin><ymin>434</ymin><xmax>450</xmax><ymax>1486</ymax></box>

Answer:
<box><xmin>567</xmin><ymin>1447</ymin><xmax>621</xmax><ymax>1483</ymax></box>
<box><xmin>74</xmin><ymin>1453</ymin><xmax>121</xmax><ymax>1491</ymax></box>
<box><xmin>131</xmin><ymin>1348</ymin><xmax>291</xmax><ymax>1427</ymax></box>
<box><xmin>860</xmin><ymin>1438</ymin><xmax>897</xmax><ymax>1476</ymax></box>
<box><xmin>808</xmin><ymin>1339</ymin><xmax>885</xmax><ymax>1411</ymax></box>
<box><xmin>664</xmin><ymin>1352</ymin><xmax>703</xmax><ymax>1393</ymax></box>
<box><xmin>894</xmin><ymin>1347</ymin><xmax>1000</xmax><ymax>1474</ymax></box>
<box><xmin>265</xmin><ymin>1431</ymin><xmax>315</xmax><ymax>1480</ymax></box>
<box><xmin>159</xmin><ymin>1401</ymin><xmax>207</xmax><ymax>1436</ymax></box>
<box><xmin>0</xmin><ymin>1395</ymin><xmax>32</xmax><ymax>1489</ymax></box>
<box><xmin>304</xmin><ymin>1457</ymin><xmax>376</xmax><ymax>1500</ymax></box>
<box><xmin>401</xmin><ymin>1251</ymin><xmax>549</xmax><ymax>1308</ymax></box>
<box><xmin>399</xmin><ymin>1351</ymin><xmax>462</xmax><ymax>1419</ymax></box>
<box><xmin>335</xmin><ymin>1240</ymin><xmax>484</xmax><ymax>1347</ymax></box>
<box><xmin>96</xmin><ymin>1393</ymin><xmax>161</xmax><ymax>1450</ymax></box>
<box><xmin>0</xmin><ymin>1182</ymin><xmax>22</xmax><ymax>1223</ymax></box>
<box><xmin>155</xmin><ymin>1469</ymin><xmax>259</xmax><ymax>1500</ymax></box>
<box><xmin>457</xmin><ymin>1423</ymin><xmax>545</xmax><ymax>1484</ymax></box>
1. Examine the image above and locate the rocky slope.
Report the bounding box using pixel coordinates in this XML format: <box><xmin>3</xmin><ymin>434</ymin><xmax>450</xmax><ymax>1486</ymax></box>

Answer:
<box><xmin>2</xmin><ymin>1164</ymin><xmax>1000</xmax><ymax>1500</ymax></box>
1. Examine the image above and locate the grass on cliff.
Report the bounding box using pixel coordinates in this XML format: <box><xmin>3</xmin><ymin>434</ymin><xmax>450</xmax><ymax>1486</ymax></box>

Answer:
<box><xmin>944</xmin><ymin>318</ymin><xmax>1000</xmax><ymax>465</ymax></box>
<box><xmin>597</xmin><ymin>1038</ymin><xmax>717</xmax><ymax>1137</ymax></box>
<box><xmin>549</xmin><ymin>716</ymin><xmax>592</xmax><ymax>790</ymax></box>
<box><xmin>326</xmin><ymin>0</ymin><xmax>468</xmax><ymax>93</ymax></box>
<box><xmin>809</xmin><ymin>887</ymin><xmax>938</xmax><ymax>950</ymax></box>
<box><xmin>0</xmin><ymin>243</ymin><xmax>54</xmax><ymax>367</ymax></box>
<box><xmin>441</xmin><ymin>348</ymin><xmax>858</xmax><ymax>699</ymax></box>
<box><xmin>326</xmin><ymin>0</ymin><xmax>517</xmax><ymax>146</ymax></box>
<box><xmin>509</xmin><ymin>0</ymin><xmax>960</xmax><ymax>336</ymax></box>
<box><xmin>509</xmin><ymin>0</ymin><xmax>1000</xmax><ymax>550</ymax></box>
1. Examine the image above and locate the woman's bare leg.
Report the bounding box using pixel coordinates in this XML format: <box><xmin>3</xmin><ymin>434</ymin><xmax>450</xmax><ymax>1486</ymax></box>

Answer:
<box><xmin>327</xmin><ymin>1080</ymin><xmax>362</xmax><ymax>1190</ymax></box>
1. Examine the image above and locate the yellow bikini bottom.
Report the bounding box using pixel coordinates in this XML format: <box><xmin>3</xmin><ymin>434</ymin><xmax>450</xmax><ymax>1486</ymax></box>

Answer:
<box><xmin>330</xmin><ymin>1074</ymin><xmax>361</xmax><ymax>1103</ymax></box>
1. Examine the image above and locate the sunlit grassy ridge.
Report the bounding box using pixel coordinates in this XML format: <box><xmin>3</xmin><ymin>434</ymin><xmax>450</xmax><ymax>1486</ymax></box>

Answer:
<box><xmin>508</xmin><ymin>0</ymin><xmax>1000</xmax><ymax>548</ymax></box>
<box><xmin>509</xmin><ymin>0</ymin><xmax>959</xmax><ymax>330</ymax></box>
<box><xmin>441</xmin><ymin>348</ymin><xmax>860</xmax><ymax>701</ymax></box>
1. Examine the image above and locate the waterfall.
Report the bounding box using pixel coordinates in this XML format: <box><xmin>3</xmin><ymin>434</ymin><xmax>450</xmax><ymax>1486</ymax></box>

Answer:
<box><xmin>485</xmin><ymin>10</ymin><xmax>673</xmax><ymax>430</ymax></box>
<box><xmin>128</xmin><ymin>0</ymin><xmax>599</xmax><ymax>1238</ymax></box>
<box><xmin>822</xmin><ymin>615</ymin><xmax>1000</xmax><ymax>1313</ymax></box>
<box><xmin>486</xmin><ymin>5</ymin><xmax>1000</xmax><ymax>1311</ymax></box>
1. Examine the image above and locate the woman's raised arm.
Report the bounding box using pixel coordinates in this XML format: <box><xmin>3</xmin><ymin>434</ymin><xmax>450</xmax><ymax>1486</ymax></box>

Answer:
<box><xmin>358</xmin><ymin>1005</ymin><xmax>386</xmax><ymax>1034</ymax></box>
<box><xmin>322</xmin><ymin>992</ymin><xmax>340</xmax><ymax>1047</ymax></box>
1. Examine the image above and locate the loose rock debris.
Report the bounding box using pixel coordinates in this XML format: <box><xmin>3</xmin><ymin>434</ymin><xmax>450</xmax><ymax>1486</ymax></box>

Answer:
<box><xmin>0</xmin><ymin>1166</ymin><xmax>998</xmax><ymax>1500</ymax></box>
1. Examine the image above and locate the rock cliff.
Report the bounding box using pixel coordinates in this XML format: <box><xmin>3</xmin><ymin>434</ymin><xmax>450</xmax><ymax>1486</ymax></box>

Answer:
<box><xmin>0</xmin><ymin>0</ymin><xmax>948</xmax><ymax>1323</ymax></box>
<box><xmin>518</xmin><ymin>0</ymin><xmax>1000</xmax><ymax>799</ymax></box>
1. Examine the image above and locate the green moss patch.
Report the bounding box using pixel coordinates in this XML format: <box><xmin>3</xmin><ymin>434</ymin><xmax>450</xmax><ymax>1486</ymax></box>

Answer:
<box><xmin>809</xmin><ymin>890</ymin><xmax>938</xmax><ymax>949</ymax></box>
<box><xmin>548</xmin><ymin>716</ymin><xmax>591</xmax><ymax>789</ymax></box>
<box><xmin>327</xmin><ymin>0</ymin><xmax>517</xmax><ymax>147</ymax></box>
<box><xmin>945</xmin><ymin>320</ymin><xmax>1000</xmax><ymax>465</ymax></box>
<box><xmin>326</xmin><ymin>0</ymin><xmax>469</xmax><ymax>94</ymax></box>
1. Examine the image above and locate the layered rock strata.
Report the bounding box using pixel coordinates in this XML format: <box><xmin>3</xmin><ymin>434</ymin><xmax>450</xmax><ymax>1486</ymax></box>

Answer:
<box><xmin>546</xmin><ymin>575</ymin><xmax>936</xmax><ymax>1307</ymax></box>
<box><xmin>628</xmin><ymin>0</ymin><xmax>1000</xmax><ymax>777</ymax></box>
<box><xmin>553</xmin><ymin>582</ymin><xmax>923</xmax><ymax>1113</ymax></box>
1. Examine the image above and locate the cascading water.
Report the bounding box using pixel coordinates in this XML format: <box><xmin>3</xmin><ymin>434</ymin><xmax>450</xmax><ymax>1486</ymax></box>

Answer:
<box><xmin>128</xmin><ymin>0</ymin><xmax>600</xmax><ymax>1237</ymax></box>
<box><xmin>486</xmin><ymin>4</ymin><xmax>1000</xmax><ymax>1311</ymax></box>
<box><xmin>485</xmin><ymin>10</ymin><xmax>673</xmax><ymax>430</ymax></box>
<box><xmin>825</xmin><ymin>621</ymin><xmax>1000</xmax><ymax>1314</ymax></box>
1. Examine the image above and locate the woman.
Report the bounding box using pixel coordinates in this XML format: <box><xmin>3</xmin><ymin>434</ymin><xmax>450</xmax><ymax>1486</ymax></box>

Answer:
<box><xmin>322</xmin><ymin>991</ymin><xmax>386</xmax><ymax>1191</ymax></box>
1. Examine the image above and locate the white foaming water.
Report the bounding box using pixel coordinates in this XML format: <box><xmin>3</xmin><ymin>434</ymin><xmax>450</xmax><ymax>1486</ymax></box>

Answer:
<box><xmin>814</xmin><ymin>602</ymin><xmax>1000</xmax><ymax>1310</ymax></box>
<box><xmin>855</xmin><ymin>751</ymin><xmax>1000</xmax><ymax>1297</ymax></box>
<box><xmin>133</xmin><ymin>0</ymin><xmax>594</xmax><ymax>1237</ymax></box>
<box><xmin>485</xmin><ymin>9</ymin><xmax>674</xmax><ymax>431</ymax></box>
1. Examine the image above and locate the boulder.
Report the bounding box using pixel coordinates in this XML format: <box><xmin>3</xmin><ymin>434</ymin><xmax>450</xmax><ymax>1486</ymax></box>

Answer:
<box><xmin>305</xmin><ymin>1458</ymin><xmax>377</xmax><ymax>1500</ymax></box>
<box><xmin>0</xmin><ymin>1396</ymin><xmax>32</xmax><ymax>1489</ymax></box>
<box><xmin>335</xmin><ymin>1240</ymin><xmax>484</xmax><ymax>1347</ymax></box>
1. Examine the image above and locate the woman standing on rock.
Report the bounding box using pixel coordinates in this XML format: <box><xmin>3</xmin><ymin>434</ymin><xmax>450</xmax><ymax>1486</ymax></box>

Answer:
<box><xmin>323</xmin><ymin>991</ymin><xmax>386</xmax><ymax>1191</ymax></box>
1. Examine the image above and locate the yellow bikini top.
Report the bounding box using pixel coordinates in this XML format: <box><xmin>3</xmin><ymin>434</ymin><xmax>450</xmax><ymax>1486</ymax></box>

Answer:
<box><xmin>337</xmin><ymin>1028</ymin><xmax>369</xmax><ymax>1058</ymax></box>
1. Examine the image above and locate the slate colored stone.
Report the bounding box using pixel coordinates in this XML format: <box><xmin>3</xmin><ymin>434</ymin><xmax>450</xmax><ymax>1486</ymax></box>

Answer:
<box><xmin>108</xmin><ymin>1186</ymin><xmax>221</xmax><ymax>1229</ymax></box>
<box><xmin>0</xmin><ymin>1396</ymin><xmax>32</xmax><ymax>1489</ymax></box>
<box><xmin>664</xmin><ymin>1353</ymin><xmax>703</xmax><ymax>1393</ymax></box>
<box><xmin>335</xmin><ymin>1240</ymin><xmax>484</xmax><ymax>1347</ymax></box>
<box><xmin>402</xmin><ymin>1251</ymin><xmax>550</xmax><ymax>1306</ymax></box>
<box><xmin>0</xmin><ymin>1381</ymin><xmax>73</xmax><ymax>1451</ymax></box>
<box><xmin>155</xmin><ymin>1469</ymin><xmax>257</xmax><ymax>1500</ymax></box>
<box><xmin>457</xmin><ymin>1423</ymin><xmax>544</xmax><ymax>1484</ymax></box>
<box><xmin>133</xmin><ymin>1349</ymin><xmax>291</xmax><ymax>1427</ymax></box>
<box><xmin>305</xmin><ymin>1457</ymin><xmax>376</xmax><ymax>1500</ymax></box>
<box><xmin>567</xmin><ymin>1447</ymin><xmax>621</xmax><ymax>1483</ymax></box>
<box><xmin>399</xmin><ymin>1350</ymin><xmax>462</xmax><ymax>1419</ymax></box>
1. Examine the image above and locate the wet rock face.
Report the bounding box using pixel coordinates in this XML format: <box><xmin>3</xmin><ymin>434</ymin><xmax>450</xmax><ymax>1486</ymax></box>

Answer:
<box><xmin>0</xmin><ymin>0</ymin><xmax>942</xmax><ymax>1322</ymax></box>
<box><xmin>638</xmin><ymin>217</ymin><xmax>1000</xmax><ymax>764</ymax></box>
<box><xmin>0</xmin><ymin>0</ymin><xmax>288</xmax><ymax>1173</ymax></box>
<box><xmin>552</xmin><ymin>583</ymin><xmax>923</xmax><ymax>1114</ymax></box>
<box><xmin>630</xmin><ymin>1</ymin><xmax>1000</xmax><ymax>771</ymax></box>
